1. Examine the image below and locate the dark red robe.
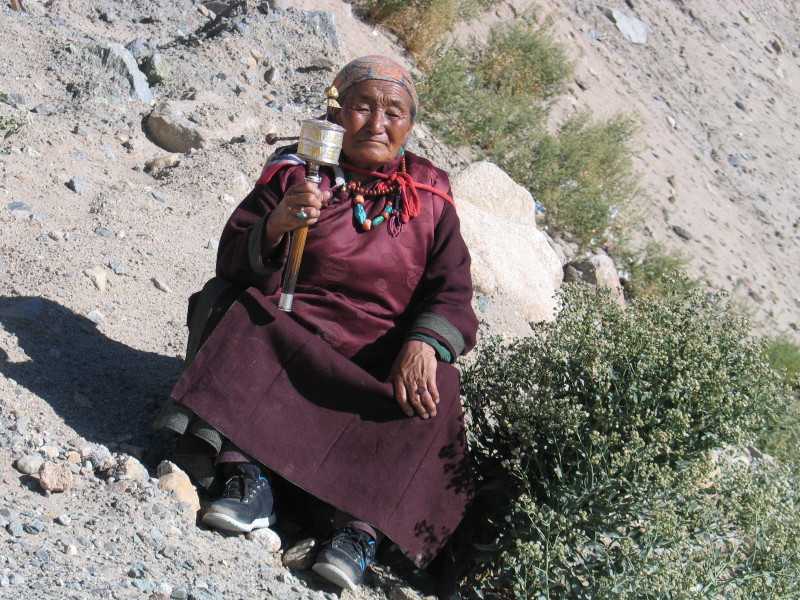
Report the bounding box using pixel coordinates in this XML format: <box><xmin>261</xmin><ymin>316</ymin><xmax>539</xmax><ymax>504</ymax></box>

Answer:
<box><xmin>169</xmin><ymin>152</ymin><xmax>478</xmax><ymax>567</ymax></box>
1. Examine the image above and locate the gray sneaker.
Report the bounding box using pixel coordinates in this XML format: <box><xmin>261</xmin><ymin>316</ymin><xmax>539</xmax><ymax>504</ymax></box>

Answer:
<box><xmin>201</xmin><ymin>464</ymin><xmax>276</xmax><ymax>533</ymax></box>
<box><xmin>312</xmin><ymin>527</ymin><xmax>376</xmax><ymax>590</ymax></box>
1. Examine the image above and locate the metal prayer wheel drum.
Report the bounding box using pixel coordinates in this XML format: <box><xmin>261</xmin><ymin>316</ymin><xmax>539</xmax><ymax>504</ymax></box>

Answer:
<box><xmin>296</xmin><ymin>119</ymin><xmax>345</xmax><ymax>167</ymax></box>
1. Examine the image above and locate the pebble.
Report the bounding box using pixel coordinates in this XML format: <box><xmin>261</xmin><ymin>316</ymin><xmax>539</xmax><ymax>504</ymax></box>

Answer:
<box><xmin>57</xmin><ymin>514</ymin><xmax>72</xmax><ymax>526</ymax></box>
<box><xmin>66</xmin><ymin>177</ymin><xmax>89</xmax><ymax>194</ymax></box>
<box><xmin>38</xmin><ymin>462</ymin><xmax>74</xmax><ymax>493</ymax></box>
<box><xmin>152</xmin><ymin>191</ymin><xmax>168</xmax><ymax>203</ymax></box>
<box><xmin>109</xmin><ymin>261</ymin><xmax>125</xmax><ymax>274</ymax></box>
<box><xmin>246</xmin><ymin>527</ymin><xmax>282</xmax><ymax>552</ymax></box>
<box><xmin>672</xmin><ymin>225</ymin><xmax>694</xmax><ymax>241</ymax></box>
<box><xmin>171</xmin><ymin>588</ymin><xmax>189</xmax><ymax>599</ymax></box>
<box><xmin>281</xmin><ymin>538</ymin><xmax>317</xmax><ymax>570</ymax></box>
<box><xmin>6</xmin><ymin>522</ymin><xmax>25</xmax><ymax>537</ymax></box>
<box><xmin>94</xmin><ymin>226</ymin><xmax>116</xmax><ymax>238</ymax></box>
<box><xmin>84</xmin><ymin>266</ymin><xmax>109</xmax><ymax>292</ymax></box>
<box><xmin>152</xmin><ymin>277</ymin><xmax>172</xmax><ymax>293</ymax></box>
<box><xmin>145</xmin><ymin>154</ymin><xmax>181</xmax><ymax>173</ymax></box>
<box><xmin>15</xmin><ymin>454</ymin><xmax>44</xmax><ymax>475</ymax></box>
<box><xmin>86</xmin><ymin>309</ymin><xmax>106</xmax><ymax>325</ymax></box>
<box><xmin>7</xmin><ymin>201</ymin><xmax>32</xmax><ymax>219</ymax></box>
<box><xmin>728</xmin><ymin>154</ymin><xmax>745</xmax><ymax>166</ymax></box>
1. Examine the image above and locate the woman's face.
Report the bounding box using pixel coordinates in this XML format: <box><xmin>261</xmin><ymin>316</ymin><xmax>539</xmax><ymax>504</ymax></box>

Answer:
<box><xmin>333</xmin><ymin>80</ymin><xmax>414</xmax><ymax>171</ymax></box>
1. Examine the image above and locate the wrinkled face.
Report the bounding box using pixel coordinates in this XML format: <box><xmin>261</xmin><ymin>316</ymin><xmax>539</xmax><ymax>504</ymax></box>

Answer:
<box><xmin>332</xmin><ymin>79</ymin><xmax>414</xmax><ymax>171</ymax></box>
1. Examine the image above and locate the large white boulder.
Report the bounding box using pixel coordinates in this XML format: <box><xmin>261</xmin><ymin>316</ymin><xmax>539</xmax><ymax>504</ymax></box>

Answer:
<box><xmin>452</xmin><ymin>161</ymin><xmax>563</xmax><ymax>328</ymax></box>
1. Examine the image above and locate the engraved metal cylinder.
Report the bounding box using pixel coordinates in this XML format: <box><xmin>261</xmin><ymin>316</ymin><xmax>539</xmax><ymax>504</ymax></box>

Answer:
<box><xmin>295</xmin><ymin>119</ymin><xmax>345</xmax><ymax>166</ymax></box>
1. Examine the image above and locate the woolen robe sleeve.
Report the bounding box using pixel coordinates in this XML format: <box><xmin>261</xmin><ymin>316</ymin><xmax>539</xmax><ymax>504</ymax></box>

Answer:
<box><xmin>407</xmin><ymin>178</ymin><xmax>478</xmax><ymax>361</ymax></box>
<box><xmin>214</xmin><ymin>167</ymin><xmax>305</xmax><ymax>292</ymax></box>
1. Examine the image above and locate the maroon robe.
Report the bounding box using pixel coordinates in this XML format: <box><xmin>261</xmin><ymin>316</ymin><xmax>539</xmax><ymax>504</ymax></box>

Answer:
<box><xmin>169</xmin><ymin>151</ymin><xmax>478</xmax><ymax>567</ymax></box>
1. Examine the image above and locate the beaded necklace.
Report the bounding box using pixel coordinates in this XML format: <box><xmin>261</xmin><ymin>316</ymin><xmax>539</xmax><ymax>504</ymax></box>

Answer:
<box><xmin>346</xmin><ymin>156</ymin><xmax>406</xmax><ymax>232</ymax></box>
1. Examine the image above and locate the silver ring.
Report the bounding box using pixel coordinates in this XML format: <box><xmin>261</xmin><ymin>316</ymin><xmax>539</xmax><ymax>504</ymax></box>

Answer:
<box><xmin>295</xmin><ymin>206</ymin><xmax>308</xmax><ymax>220</ymax></box>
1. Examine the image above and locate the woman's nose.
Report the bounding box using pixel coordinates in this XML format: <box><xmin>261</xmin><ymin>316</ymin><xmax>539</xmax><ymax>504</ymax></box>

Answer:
<box><xmin>365</xmin><ymin>110</ymin><xmax>386</xmax><ymax>133</ymax></box>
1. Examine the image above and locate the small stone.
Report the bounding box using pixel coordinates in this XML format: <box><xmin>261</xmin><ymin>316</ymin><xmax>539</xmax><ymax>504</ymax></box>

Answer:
<box><xmin>66</xmin><ymin>177</ymin><xmax>89</xmax><ymax>194</ymax></box>
<box><xmin>672</xmin><ymin>225</ymin><xmax>694</xmax><ymax>241</ymax></box>
<box><xmin>152</xmin><ymin>191</ymin><xmax>168</xmax><ymax>203</ymax></box>
<box><xmin>728</xmin><ymin>154</ymin><xmax>745</xmax><ymax>167</ymax></box>
<box><xmin>152</xmin><ymin>277</ymin><xmax>172</xmax><ymax>293</ymax></box>
<box><xmin>145</xmin><ymin>154</ymin><xmax>181</xmax><ymax>173</ymax></box>
<box><xmin>157</xmin><ymin>466</ymin><xmax>201</xmax><ymax>512</ymax></box>
<box><xmin>15</xmin><ymin>454</ymin><xmax>44</xmax><ymax>475</ymax></box>
<box><xmin>105</xmin><ymin>455</ymin><xmax>148</xmax><ymax>481</ymax></box>
<box><xmin>94</xmin><ymin>226</ymin><xmax>115</xmax><ymax>238</ymax></box>
<box><xmin>734</xmin><ymin>100</ymin><xmax>747</xmax><ymax>112</ymax></box>
<box><xmin>282</xmin><ymin>538</ymin><xmax>317</xmax><ymax>570</ymax></box>
<box><xmin>171</xmin><ymin>588</ymin><xmax>189</xmax><ymax>599</ymax></box>
<box><xmin>39</xmin><ymin>462</ymin><xmax>74</xmax><ymax>493</ymax></box>
<box><xmin>389</xmin><ymin>587</ymin><xmax>423</xmax><ymax>600</ymax></box>
<box><xmin>86</xmin><ymin>309</ymin><xmax>106</xmax><ymax>325</ymax></box>
<box><xmin>61</xmin><ymin>542</ymin><xmax>78</xmax><ymax>555</ymax></box>
<box><xmin>84</xmin><ymin>266</ymin><xmax>109</xmax><ymax>292</ymax></box>
<box><xmin>247</xmin><ymin>527</ymin><xmax>282</xmax><ymax>552</ymax></box>
<box><xmin>141</xmin><ymin>53</ymin><xmax>171</xmax><ymax>86</ymax></box>
<box><xmin>57</xmin><ymin>514</ymin><xmax>72</xmax><ymax>526</ymax></box>
<box><xmin>109</xmin><ymin>261</ymin><xmax>125</xmax><ymax>275</ymax></box>
<box><xmin>73</xmin><ymin>392</ymin><xmax>93</xmax><ymax>408</ymax></box>
<box><xmin>6</xmin><ymin>522</ymin><xmax>25</xmax><ymax>537</ymax></box>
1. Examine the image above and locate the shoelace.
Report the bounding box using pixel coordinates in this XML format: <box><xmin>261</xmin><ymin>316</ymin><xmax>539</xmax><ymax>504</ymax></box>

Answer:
<box><xmin>332</xmin><ymin>528</ymin><xmax>376</xmax><ymax>563</ymax></box>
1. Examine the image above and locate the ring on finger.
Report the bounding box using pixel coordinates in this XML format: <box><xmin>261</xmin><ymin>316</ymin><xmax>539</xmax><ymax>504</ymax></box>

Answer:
<box><xmin>295</xmin><ymin>206</ymin><xmax>308</xmax><ymax>220</ymax></box>
<box><xmin>416</xmin><ymin>386</ymin><xmax>428</xmax><ymax>394</ymax></box>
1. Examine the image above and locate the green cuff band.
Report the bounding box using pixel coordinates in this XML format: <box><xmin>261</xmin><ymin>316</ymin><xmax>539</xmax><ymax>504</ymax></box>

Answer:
<box><xmin>408</xmin><ymin>334</ymin><xmax>452</xmax><ymax>363</ymax></box>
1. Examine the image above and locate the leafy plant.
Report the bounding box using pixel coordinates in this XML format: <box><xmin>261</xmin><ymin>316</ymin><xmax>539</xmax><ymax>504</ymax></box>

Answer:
<box><xmin>459</xmin><ymin>281</ymin><xmax>796</xmax><ymax>599</ymax></box>
<box><xmin>615</xmin><ymin>240</ymin><xmax>695</xmax><ymax>299</ymax></box>
<box><xmin>0</xmin><ymin>112</ymin><xmax>27</xmax><ymax>156</ymax></box>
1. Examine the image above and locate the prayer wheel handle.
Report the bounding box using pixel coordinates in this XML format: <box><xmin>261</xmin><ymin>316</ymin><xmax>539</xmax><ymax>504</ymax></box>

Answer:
<box><xmin>277</xmin><ymin>117</ymin><xmax>345</xmax><ymax>312</ymax></box>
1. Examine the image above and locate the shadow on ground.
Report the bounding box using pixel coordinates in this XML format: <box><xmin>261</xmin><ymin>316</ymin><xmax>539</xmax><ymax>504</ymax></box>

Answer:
<box><xmin>0</xmin><ymin>296</ymin><xmax>183</xmax><ymax>465</ymax></box>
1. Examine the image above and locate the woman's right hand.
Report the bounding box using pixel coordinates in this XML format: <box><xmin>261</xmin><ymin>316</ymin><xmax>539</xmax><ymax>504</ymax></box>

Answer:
<box><xmin>264</xmin><ymin>181</ymin><xmax>331</xmax><ymax>249</ymax></box>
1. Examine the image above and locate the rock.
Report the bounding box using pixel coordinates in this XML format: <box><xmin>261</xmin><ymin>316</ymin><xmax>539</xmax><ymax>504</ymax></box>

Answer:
<box><xmin>6</xmin><ymin>522</ymin><xmax>24</xmax><ymax>537</ymax></box>
<box><xmin>672</xmin><ymin>225</ymin><xmax>693</xmax><ymax>240</ymax></box>
<box><xmin>7</xmin><ymin>201</ymin><xmax>32</xmax><ymax>218</ymax></box>
<box><xmin>563</xmin><ymin>254</ymin><xmax>626</xmax><ymax>307</ymax></box>
<box><xmin>302</xmin><ymin>11</ymin><xmax>341</xmax><ymax>53</ymax></box>
<box><xmin>157</xmin><ymin>462</ymin><xmax>201</xmax><ymax>512</ymax></box>
<box><xmin>73</xmin><ymin>392</ymin><xmax>93</xmax><ymax>408</ymax></box>
<box><xmin>728</xmin><ymin>154</ymin><xmax>745</xmax><ymax>166</ymax></box>
<box><xmin>152</xmin><ymin>277</ymin><xmax>172</xmax><ymax>293</ymax></box>
<box><xmin>125</xmin><ymin>38</ymin><xmax>150</xmax><ymax>60</ymax></box>
<box><xmin>247</xmin><ymin>527</ymin><xmax>282</xmax><ymax>552</ymax></box>
<box><xmin>389</xmin><ymin>587</ymin><xmax>423</xmax><ymax>600</ymax></box>
<box><xmin>86</xmin><ymin>309</ymin><xmax>106</xmax><ymax>325</ymax></box>
<box><xmin>109</xmin><ymin>261</ymin><xmax>125</xmax><ymax>275</ymax></box>
<box><xmin>66</xmin><ymin>177</ymin><xmax>88</xmax><ymax>194</ymax></box>
<box><xmin>145</xmin><ymin>154</ymin><xmax>181</xmax><ymax>173</ymax></box>
<box><xmin>15</xmin><ymin>454</ymin><xmax>44</xmax><ymax>475</ymax></box>
<box><xmin>79</xmin><ymin>444</ymin><xmax>114</xmax><ymax>470</ymax></box>
<box><xmin>105</xmin><ymin>455</ymin><xmax>148</xmax><ymax>481</ymax></box>
<box><xmin>87</xmin><ymin>43</ymin><xmax>154</xmax><ymax>103</ymax></box>
<box><xmin>83</xmin><ymin>266</ymin><xmax>108</xmax><ymax>292</ymax></box>
<box><xmin>38</xmin><ymin>462</ymin><xmax>74</xmax><ymax>493</ymax></box>
<box><xmin>601</xmin><ymin>8</ymin><xmax>648</xmax><ymax>44</ymax></box>
<box><xmin>451</xmin><ymin>162</ymin><xmax>563</xmax><ymax>328</ymax></box>
<box><xmin>451</xmin><ymin>161</ymin><xmax>536</xmax><ymax>220</ymax></box>
<box><xmin>282</xmin><ymin>538</ymin><xmax>318</xmax><ymax>570</ymax></box>
<box><xmin>146</xmin><ymin>91</ymin><xmax>265</xmax><ymax>153</ymax></box>
<box><xmin>141</xmin><ymin>53</ymin><xmax>171</xmax><ymax>86</ymax></box>
<box><xmin>265</xmin><ymin>0</ymin><xmax>294</xmax><ymax>9</ymax></box>
<box><xmin>57</xmin><ymin>514</ymin><xmax>72</xmax><ymax>526</ymax></box>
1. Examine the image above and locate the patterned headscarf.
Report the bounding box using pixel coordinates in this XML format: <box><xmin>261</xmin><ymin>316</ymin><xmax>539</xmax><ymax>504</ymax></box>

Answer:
<box><xmin>331</xmin><ymin>55</ymin><xmax>418</xmax><ymax>118</ymax></box>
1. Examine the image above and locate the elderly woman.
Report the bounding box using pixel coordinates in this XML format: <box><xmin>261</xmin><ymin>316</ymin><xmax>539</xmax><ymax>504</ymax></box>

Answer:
<box><xmin>159</xmin><ymin>56</ymin><xmax>477</xmax><ymax>591</ymax></box>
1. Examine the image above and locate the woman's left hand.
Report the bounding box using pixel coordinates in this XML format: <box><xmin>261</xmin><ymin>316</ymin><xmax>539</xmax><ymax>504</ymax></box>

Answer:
<box><xmin>389</xmin><ymin>340</ymin><xmax>439</xmax><ymax>419</ymax></box>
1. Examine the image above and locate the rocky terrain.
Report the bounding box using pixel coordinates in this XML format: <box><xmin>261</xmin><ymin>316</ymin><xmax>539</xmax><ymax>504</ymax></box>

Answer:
<box><xmin>0</xmin><ymin>0</ymin><xmax>797</xmax><ymax>598</ymax></box>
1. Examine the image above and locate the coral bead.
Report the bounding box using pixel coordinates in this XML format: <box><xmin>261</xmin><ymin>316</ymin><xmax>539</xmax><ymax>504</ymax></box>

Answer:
<box><xmin>363</xmin><ymin>219</ymin><xmax>372</xmax><ymax>231</ymax></box>
<box><xmin>353</xmin><ymin>194</ymin><xmax>365</xmax><ymax>205</ymax></box>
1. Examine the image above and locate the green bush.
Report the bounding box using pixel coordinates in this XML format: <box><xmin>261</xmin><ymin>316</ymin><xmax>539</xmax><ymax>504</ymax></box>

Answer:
<box><xmin>0</xmin><ymin>111</ymin><xmax>27</xmax><ymax>156</ymax></box>
<box><xmin>460</xmin><ymin>282</ymin><xmax>796</xmax><ymax>599</ymax></box>
<box><xmin>615</xmin><ymin>240</ymin><xmax>696</xmax><ymax>300</ymax></box>
<box><xmin>357</xmin><ymin>0</ymin><xmax>503</xmax><ymax>55</ymax></box>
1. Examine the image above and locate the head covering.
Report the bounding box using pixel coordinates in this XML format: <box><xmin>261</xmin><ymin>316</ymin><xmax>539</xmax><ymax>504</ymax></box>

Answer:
<box><xmin>331</xmin><ymin>55</ymin><xmax>418</xmax><ymax>117</ymax></box>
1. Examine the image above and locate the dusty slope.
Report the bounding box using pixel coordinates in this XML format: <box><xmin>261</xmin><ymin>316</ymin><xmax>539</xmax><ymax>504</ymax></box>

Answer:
<box><xmin>0</xmin><ymin>0</ymin><xmax>797</xmax><ymax>598</ymax></box>
<box><xmin>456</xmin><ymin>0</ymin><xmax>800</xmax><ymax>338</ymax></box>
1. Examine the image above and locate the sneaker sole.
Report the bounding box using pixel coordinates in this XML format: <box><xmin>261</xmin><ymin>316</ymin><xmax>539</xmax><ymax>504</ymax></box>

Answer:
<box><xmin>312</xmin><ymin>562</ymin><xmax>359</xmax><ymax>591</ymax></box>
<box><xmin>201</xmin><ymin>511</ymin><xmax>276</xmax><ymax>533</ymax></box>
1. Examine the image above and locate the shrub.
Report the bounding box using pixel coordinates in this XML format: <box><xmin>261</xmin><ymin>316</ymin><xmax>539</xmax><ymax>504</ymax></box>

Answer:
<box><xmin>460</xmin><ymin>282</ymin><xmax>796</xmax><ymax>599</ymax></box>
<box><xmin>513</xmin><ymin>111</ymin><xmax>639</xmax><ymax>247</ymax></box>
<box><xmin>358</xmin><ymin>0</ymin><xmax>503</xmax><ymax>56</ymax></box>
<box><xmin>615</xmin><ymin>240</ymin><xmax>696</xmax><ymax>299</ymax></box>
<box><xmin>0</xmin><ymin>111</ymin><xmax>27</xmax><ymax>156</ymax></box>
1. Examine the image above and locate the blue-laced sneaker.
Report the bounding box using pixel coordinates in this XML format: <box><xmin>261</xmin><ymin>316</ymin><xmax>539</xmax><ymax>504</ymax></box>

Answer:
<box><xmin>201</xmin><ymin>464</ymin><xmax>276</xmax><ymax>533</ymax></box>
<box><xmin>312</xmin><ymin>527</ymin><xmax>376</xmax><ymax>590</ymax></box>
